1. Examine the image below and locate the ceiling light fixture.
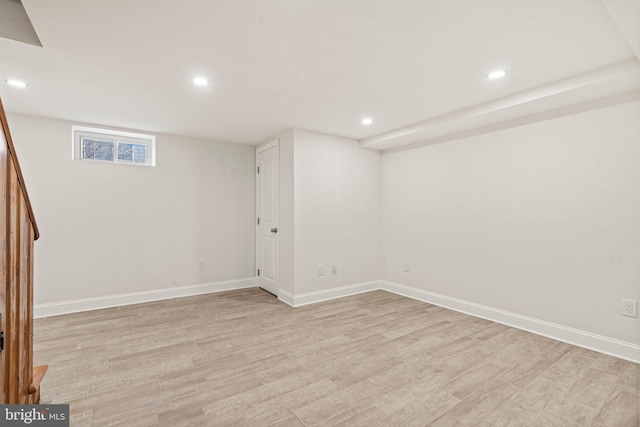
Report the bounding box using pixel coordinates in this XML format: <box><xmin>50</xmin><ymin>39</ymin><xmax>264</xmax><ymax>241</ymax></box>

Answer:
<box><xmin>6</xmin><ymin>79</ymin><xmax>28</xmax><ymax>88</ymax></box>
<box><xmin>487</xmin><ymin>69</ymin><xmax>507</xmax><ymax>80</ymax></box>
<box><xmin>362</xmin><ymin>117</ymin><xmax>373</xmax><ymax>125</ymax></box>
<box><xmin>192</xmin><ymin>77</ymin><xmax>209</xmax><ymax>86</ymax></box>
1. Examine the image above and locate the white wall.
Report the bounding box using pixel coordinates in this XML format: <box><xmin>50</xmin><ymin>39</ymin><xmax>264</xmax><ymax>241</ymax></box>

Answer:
<box><xmin>382</xmin><ymin>100</ymin><xmax>640</xmax><ymax>345</ymax></box>
<box><xmin>8</xmin><ymin>114</ymin><xmax>256</xmax><ymax>305</ymax></box>
<box><xmin>275</xmin><ymin>129</ymin><xmax>296</xmax><ymax>295</ymax></box>
<box><xmin>293</xmin><ymin>129</ymin><xmax>381</xmax><ymax>294</ymax></box>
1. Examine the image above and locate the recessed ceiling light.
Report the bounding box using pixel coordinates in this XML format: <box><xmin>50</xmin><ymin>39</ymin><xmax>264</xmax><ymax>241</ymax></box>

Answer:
<box><xmin>362</xmin><ymin>117</ymin><xmax>373</xmax><ymax>125</ymax></box>
<box><xmin>192</xmin><ymin>77</ymin><xmax>209</xmax><ymax>86</ymax></box>
<box><xmin>6</xmin><ymin>79</ymin><xmax>28</xmax><ymax>88</ymax></box>
<box><xmin>487</xmin><ymin>69</ymin><xmax>507</xmax><ymax>80</ymax></box>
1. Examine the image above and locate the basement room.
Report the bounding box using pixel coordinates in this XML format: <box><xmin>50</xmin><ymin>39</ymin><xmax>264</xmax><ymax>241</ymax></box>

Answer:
<box><xmin>0</xmin><ymin>0</ymin><xmax>638</xmax><ymax>425</ymax></box>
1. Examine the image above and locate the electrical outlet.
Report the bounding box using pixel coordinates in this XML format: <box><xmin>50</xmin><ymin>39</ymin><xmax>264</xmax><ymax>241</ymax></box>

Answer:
<box><xmin>197</xmin><ymin>260</ymin><xmax>206</xmax><ymax>270</ymax></box>
<box><xmin>318</xmin><ymin>264</ymin><xmax>325</xmax><ymax>276</ymax></box>
<box><xmin>331</xmin><ymin>264</ymin><xmax>337</xmax><ymax>274</ymax></box>
<box><xmin>622</xmin><ymin>299</ymin><xmax>638</xmax><ymax>318</ymax></box>
<box><xmin>404</xmin><ymin>262</ymin><xmax>411</xmax><ymax>273</ymax></box>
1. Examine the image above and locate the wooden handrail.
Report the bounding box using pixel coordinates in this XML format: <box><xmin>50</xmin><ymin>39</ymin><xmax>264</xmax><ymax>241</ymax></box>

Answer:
<box><xmin>0</xmin><ymin>97</ymin><xmax>39</xmax><ymax>240</ymax></box>
<box><xmin>1</xmin><ymin>96</ymin><xmax>43</xmax><ymax>404</ymax></box>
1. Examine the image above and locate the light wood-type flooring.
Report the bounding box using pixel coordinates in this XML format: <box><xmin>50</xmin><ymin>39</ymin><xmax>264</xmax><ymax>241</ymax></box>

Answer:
<box><xmin>34</xmin><ymin>289</ymin><xmax>639</xmax><ymax>426</ymax></box>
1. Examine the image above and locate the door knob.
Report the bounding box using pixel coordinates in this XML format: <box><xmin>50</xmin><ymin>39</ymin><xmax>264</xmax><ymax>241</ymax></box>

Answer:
<box><xmin>271</xmin><ymin>227</ymin><xmax>278</xmax><ymax>233</ymax></box>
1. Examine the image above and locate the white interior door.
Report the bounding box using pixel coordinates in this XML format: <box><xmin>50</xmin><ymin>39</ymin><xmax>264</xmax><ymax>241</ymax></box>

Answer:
<box><xmin>256</xmin><ymin>142</ymin><xmax>279</xmax><ymax>296</ymax></box>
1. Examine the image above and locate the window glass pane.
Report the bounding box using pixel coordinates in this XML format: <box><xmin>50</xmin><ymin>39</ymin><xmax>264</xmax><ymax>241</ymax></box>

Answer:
<box><xmin>132</xmin><ymin>144</ymin><xmax>147</xmax><ymax>164</ymax></box>
<box><xmin>117</xmin><ymin>142</ymin><xmax>133</xmax><ymax>162</ymax></box>
<box><xmin>117</xmin><ymin>142</ymin><xmax>147</xmax><ymax>164</ymax></box>
<box><xmin>82</xmin><ymin>138</ymin><xmax>114</xmax><ymax>161</ymax></box>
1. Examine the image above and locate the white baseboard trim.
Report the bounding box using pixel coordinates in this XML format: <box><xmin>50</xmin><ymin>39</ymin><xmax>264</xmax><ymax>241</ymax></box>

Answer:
<box><xmin>277</xmin><ymin>281</ymin><xmax>382</xmax><ymax>307</ymax></box>
<box><xmin>34</xmin><ymin>277</ymin><xmax>640</xmax><ymax>363</ymax></box>
<box><xmin>381</xmin><ymin>281</ymin><xmax>640</xmax><ymax>364</ymax></box>
<box><xmin>277</xmin><ymin>290</ymin><xmax>296</xmax><ymax>307</ymax></box>
<box><xmin>34</xmin><ymin>278</ymin><xmax>256</xmax><ymax>318</ymax></box>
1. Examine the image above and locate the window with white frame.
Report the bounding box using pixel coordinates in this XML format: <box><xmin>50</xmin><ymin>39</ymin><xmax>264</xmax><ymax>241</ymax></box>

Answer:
<box><xmin>72</xmin><ymin>126</ymin><xmax>156</xmax><ymax>166</ymax></box>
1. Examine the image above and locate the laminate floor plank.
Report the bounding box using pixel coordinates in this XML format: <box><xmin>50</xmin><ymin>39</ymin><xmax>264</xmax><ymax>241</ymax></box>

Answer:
<box><xmin>33</xmin><ymin>288</ymin><xmax>639</xmax><ymax>426</ymax></box>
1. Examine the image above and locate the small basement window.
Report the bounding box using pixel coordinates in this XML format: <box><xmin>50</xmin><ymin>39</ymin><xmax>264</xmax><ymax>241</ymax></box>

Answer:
<box><xmin>72</xmin><ymin>126</ymin><xmax>156</xmax><ymax>166</ymax></box>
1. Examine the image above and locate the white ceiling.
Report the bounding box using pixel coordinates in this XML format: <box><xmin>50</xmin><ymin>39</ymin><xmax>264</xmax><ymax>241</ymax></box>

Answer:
<box><xmin>0</xmin><ymin>0</ymin><xmax>638</xmax><ymax>147</ymax></box>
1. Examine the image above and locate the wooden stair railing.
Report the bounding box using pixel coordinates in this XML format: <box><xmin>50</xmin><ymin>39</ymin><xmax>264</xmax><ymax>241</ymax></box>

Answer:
<box><xmin>0</xmin><ymin>96</ymin><xmax>45</xmax><ymax>404</ymax></box>
<box><xmin>28</xmin><ymin>364</ymin><xmax>48</xmax><ymax>402</ymax></box>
